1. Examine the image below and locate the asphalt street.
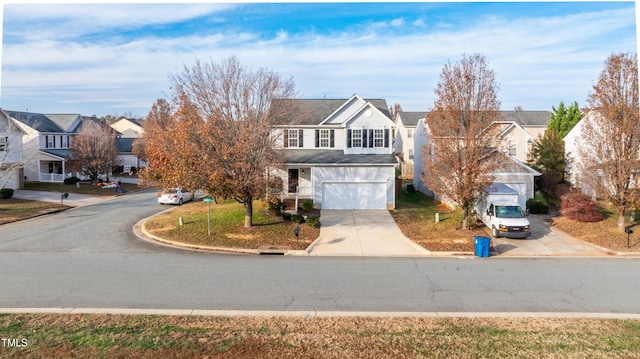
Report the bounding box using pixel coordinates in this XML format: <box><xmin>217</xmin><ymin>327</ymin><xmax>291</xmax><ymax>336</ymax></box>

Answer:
<box><xmin>1</xmin><ymin>190</ymin><xmax>640</xmax><ymax>314</ymax></box>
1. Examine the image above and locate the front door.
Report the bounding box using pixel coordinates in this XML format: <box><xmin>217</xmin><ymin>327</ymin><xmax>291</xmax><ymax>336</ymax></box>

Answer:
<box><xmin>288</xmin><ymin>169</ymin><xmax>299</xmax><ymax>193</ymax></box>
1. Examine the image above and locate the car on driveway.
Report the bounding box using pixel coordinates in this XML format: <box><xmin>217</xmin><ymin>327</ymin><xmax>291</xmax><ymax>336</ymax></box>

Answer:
<box><xmin>158</xmin><ymin>188</ymin><xmax>193</xmax><ymax>205</ymax></box>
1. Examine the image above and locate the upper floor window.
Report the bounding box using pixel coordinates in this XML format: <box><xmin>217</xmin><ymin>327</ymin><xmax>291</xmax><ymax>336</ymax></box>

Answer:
<box><xmin>508</xmin><ymin>139</ymin><xmax>517</xmax><ymax>157</ymax></box>
<box><xmin>61</xmin><ymin>135</ymin><xmax>68</xmax><ymax>148</ymax></box>
<box><xmin>408</xmin><ymin>148</ymin><xmax>414</xmax><ymax>160</ymax></box>
<box><xmin>315</xmin><ymin>129</ymin><xmax>334</xmax><ymax>148</ymax></box>
<box><xmin>46</xmin><ymin>135</ymin><xmax>54</xmax><ymax>148</ymax></box>
<box><xmin>0</xmin><ymin>136</ymin><xmax>7</xmax><ymax>151</ymax></box>
<box><xmin>373</xmin><ymin>128</ymin><xmax>385</xmax><ymax>148</ymax></box>
<box><xmin>283</xmin><ymin>129</ymin><xmax>303</xmax><ymax>148</ymax></box>
<box><xmin>351</xmin><ymin>128</ymin><xmax>362</xmax><ymax>148</ymax></box>
<box><xmin>407</xmin><ymin>128</ymin><xmax>413</xmax><ymax>139</ymax></box>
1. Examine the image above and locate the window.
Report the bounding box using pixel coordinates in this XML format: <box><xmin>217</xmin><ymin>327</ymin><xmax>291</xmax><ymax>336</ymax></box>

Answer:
<box><xmin>288</xmin><ymin>129</ymin><xmax>299</xmax><ymax>148</ymax></box>
<box><xmin>508</xmin><ymin>139</ymin><xmax>517</xmax><ymax>156</ymax></box>
<box><xmin>351</xmin><ymin>128</ymin><xmax>362</xmax><ymax>148</ymax></box>
<box><xmin>319</xmin><ymin>129</ymin><xmax>330</xmax><ymax>148</ymax></box>
<box><xmin>408</xmin><ymin>148</ymin><xmax>414</xmax><ymax>160</ymax></box>
<box><xmin>407</xmin><ymin>128</ymin><xmax>413</xmax><ymax>139</ymax></box>
<box><xmin>62</xmin><ymin>135</ymin><xmax>68</xmax><ymax>148</ymax></box>
<box><xmin>0</xmin><ymin>136</ymin><xmax>7</xmax><ymax>151</ymax></box>
<box><xmin>373</xmin><ymin>128</ymin><xmax>384</xmax><ymax>148</ymax></box>
<box><xmin>47</xmin><ymin>135</ymin><xmax>54</xmax><ymax>148</ymax></box>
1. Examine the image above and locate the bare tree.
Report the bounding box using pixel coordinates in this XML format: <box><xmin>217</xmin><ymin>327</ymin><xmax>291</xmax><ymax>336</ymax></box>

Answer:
<box><xmin>422</xmin><ymin>53</ymin><xmax>502</xmax><ymax>230</ymax></box>
<box><xmin>579</xmin><ymin>52</ymin><xmax>639</xmax><ymax>231</ymax></box>
<box><xmin>140</xmin><ymin>56</ymin><xmax>296</xmax><ymax>227</ymax></box>
<box><xmin>389</xmin><ymin>103</ymin><xmax>403</xmax><ymax>122</ymax></box>
<box><xmin>67</xmin><ymin>119</ymin><xmax>120</xmax><ymax>184</ymax></box>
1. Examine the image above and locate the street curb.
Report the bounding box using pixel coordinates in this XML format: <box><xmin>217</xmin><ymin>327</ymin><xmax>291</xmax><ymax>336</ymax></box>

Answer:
<box><xmin>0</xmin><ymin>206</ymin><xmax>72</xmax><ymax>226</ymax></box>
<box><xmin>1</xmin><ymin>308</ymin><xmax>640</xmax><ymax>319</ymax></box>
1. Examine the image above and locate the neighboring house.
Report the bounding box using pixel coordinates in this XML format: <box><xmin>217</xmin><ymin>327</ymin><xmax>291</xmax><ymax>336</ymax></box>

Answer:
<box><xmin>413</xmin><ymin>117</ymin><xmax>540</xmax><ymax>209</ymax></box>
<box><xmin>562</xmin><ymin>114</ymin><xmax>586</xmax><ymax>190</ymax></box>
<box><xmin>110</xmin><ymin>117</ymin><xmax>144</xmax><ymax>138</ymax></box>
<box><xmin>6</xmin><ymin>110</ymin><xmax>120</xmax><ymax>182</ymax></box>
<box><xmin>0</xmin><ymin>110</ymin><xmax>26</xmax><ymax>189</ymax></box>
<box><xmin>7</xmin><ymin>111</ymin><xmax>83</xmax><ymax>183</ymax></box>
<box><xmin>110</xmin><ymin>117</ymin><xmax>146</xmax><ymax>171</ymax></box>
<box><xmin>393</xmin><ymin>111</ymin><xmax>425</xmax><ymax>179</ymax></box>
<box><xmin>115</xmin><ymin>137</ymin><xmax>146</xmax><ymax>171</ymax></box>
<box><xmin>493</xmin><ymin>110</ymin><xmax>550</xmax><ymax>162</ymax></box>
<box><xmin>271</xmin><ymin>94</ymin><xmax>397</xmax><ymax>210</ymax></box>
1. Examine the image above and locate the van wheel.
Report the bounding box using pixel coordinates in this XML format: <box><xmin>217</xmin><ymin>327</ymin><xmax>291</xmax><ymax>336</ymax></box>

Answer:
<box><xmin>492</xmin><ymin>226</ymin><xmax>500</xmax><ymax>238</ymax></box>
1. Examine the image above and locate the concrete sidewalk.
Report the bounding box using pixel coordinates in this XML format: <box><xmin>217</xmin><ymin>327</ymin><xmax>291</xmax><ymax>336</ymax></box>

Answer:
<box><xmin>307</xmin><ymin>210</ymin><xmax>431</xmax><ymax>256</ymax></box>
<box><xmin>12</xmin><ymin>190</ymin><xmax>113</xmax><ymax>208</ymax></box>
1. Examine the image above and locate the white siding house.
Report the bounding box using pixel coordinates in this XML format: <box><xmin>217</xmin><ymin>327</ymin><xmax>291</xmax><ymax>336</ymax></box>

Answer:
<box><xmin>0</xmin><ymin>110</ymin><xmax>26</xmax><ymax>189</ymax></box>
<box><xmin>271</xmin><ymin>94</ymin><xmax>397</xmax><ymax>210</ymax></box>
<box><xmin>393</xmin><ymin>111</ymin><xmax>425</xmax><ymax>178</ymax></box>
<box><xmin>413</xmin><ymin>117</ymin><xmax>540</xmax><ymax>210</ymax></box>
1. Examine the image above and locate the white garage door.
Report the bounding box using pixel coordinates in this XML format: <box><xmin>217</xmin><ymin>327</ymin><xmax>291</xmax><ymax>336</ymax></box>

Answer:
<box><xmin>322</xmin><ymin>182</ymin><xmax>386</xmax><ymax>210</ymax></box>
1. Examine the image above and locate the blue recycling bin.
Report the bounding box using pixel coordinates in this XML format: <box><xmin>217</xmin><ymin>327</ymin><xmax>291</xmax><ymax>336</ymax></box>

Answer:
<box><xmin>474</xmin><ymin>236</ymin><xmax>491</xmax><ymax>258</ymax></box>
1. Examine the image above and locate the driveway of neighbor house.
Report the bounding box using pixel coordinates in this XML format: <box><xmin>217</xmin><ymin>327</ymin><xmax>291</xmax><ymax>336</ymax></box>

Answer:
<box><xmin>12</xmin><ymin>190</ymin><xmax>113</xmax><ymax>208</ymax></box>
<box><xmin>306</xmin><ymin>210</ymin><xmax>431</xmax><ymax>256</ymax></box>
<box><xmin>490</xmin><ymin>213</ymin><xmax>612</xmax><ymax>256</ymax></box>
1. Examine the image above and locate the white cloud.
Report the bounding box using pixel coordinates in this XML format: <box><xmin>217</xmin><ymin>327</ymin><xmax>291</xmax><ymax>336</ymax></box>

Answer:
<box><xmin>0</xmin><ymin>4</ymin><xmax>636</xmax><ymax>116</ymax></box>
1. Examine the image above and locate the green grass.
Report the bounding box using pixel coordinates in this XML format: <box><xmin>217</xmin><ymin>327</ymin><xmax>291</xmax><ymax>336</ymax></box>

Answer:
<box><xmin>391</xmin><ymin>186</ymin><xmax>486</xmax><ymax>252</ymax></box>
<box><xmin>1</xmin><ymin>314</ymin><xmax>639</xmax><ymax>358</ymax></box>
<box><xmin>145</xmin><ymin>199</ymin><xmax>319</xmax><ymax>249</ymax></box>
<box><xmin>0</xmin><ymin>198</ymin><xmax>66</xmax><ymax>224</ymax></box>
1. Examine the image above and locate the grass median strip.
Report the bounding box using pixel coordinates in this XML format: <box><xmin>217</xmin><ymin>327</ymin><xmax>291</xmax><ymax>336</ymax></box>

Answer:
<box><xmin>1</xmin><ymin>314</ymin><xmax>639</xmax><ymax>358</ymax></box>
<box><xmin>0</xmin><ymin>198</ymin><xmax>67</xmax><ymax>224</ymax></box>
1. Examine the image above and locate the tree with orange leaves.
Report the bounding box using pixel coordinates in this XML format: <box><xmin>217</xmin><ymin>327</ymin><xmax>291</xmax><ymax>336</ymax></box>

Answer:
<box><xmin>139</xmin><ymin>56</ymin><xmax>296</xmax><ymax>227</ymax></box>
<box><xmin>422</xmin><ymin>53</ymin><xmax>502</xmax><ymax>230</ymax></box>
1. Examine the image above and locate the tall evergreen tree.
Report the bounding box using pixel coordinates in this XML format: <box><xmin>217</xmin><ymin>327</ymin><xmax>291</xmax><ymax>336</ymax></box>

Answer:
<box><xmin>531</xmin><ymin>127</ymin><xmax>566</xmax><ymax>202</ymax></box>
<box><xmin>548</xmin><ymin>101</ymin><xmax>582</xmax><ymax>139</ymax></box>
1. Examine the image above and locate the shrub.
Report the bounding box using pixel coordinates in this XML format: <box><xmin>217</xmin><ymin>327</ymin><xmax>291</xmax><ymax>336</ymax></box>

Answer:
<box><xmin>0</xmin><ymin>188</ymin><xmax>14</xmax><ymax>199</ymax></box>
<box><xmin>63</xmin><ymin>176</ymin><xmax>80</xmax><ymax>185</ymax></box>
<box><xmin>281</xmin><ymin>212</ymin><xmax>292</xmax><ymax>221</ymax></box>
<box><xmin>560</xmin><ymin>192</ymin><xmax>603</xmax><ymax>222</ymax></box>
<box><xmin>291</xmin><ymin>214</ymin><xmax>305</xmax><ymax>224</ymax></box>
<box><xmin>526</xmin><ymin>192</ymin><xmax>549</xmax><ymax>214</ymax></box>
<box><xmin>301</xmin><ymin>200</ymin><xmax>314</xmax><ymax>212</ymax></box>
<box><xmin>267</xmin><ymin>199</ymin><xmax>286</xmax><ymax>216</ymax></box>
<box><xmin>306</xmin><ymin>215</ymin><xmax>320</xmax><ymax>228</ymax></box>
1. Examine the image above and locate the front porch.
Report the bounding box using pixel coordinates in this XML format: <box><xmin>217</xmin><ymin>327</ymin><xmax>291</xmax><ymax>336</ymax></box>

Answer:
<box><xmin>38</xmin><ymin>160</ymin><xmax>70</xmax><ymax>182</ymax></box>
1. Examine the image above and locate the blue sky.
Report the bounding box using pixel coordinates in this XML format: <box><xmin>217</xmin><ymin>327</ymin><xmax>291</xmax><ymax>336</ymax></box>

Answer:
<box><xmin>0</xmin><ymin>1</ymin><xmax>637</xmax><ymax>118</ymax></box>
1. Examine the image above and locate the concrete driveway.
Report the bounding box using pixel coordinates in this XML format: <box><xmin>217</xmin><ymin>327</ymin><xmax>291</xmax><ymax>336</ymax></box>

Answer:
<box><xmin>306</xmin><ymin>210</ymin><xmax>431</xmax><ymax>256</ymax></box>
<box><xmin>490</xmin><ymin>213</ymin><xmax>612</xmax><ymax>256</ymax></box>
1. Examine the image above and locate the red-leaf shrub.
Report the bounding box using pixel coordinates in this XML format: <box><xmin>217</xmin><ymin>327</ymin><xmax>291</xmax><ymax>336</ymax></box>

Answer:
<box><xmin>560</xmin><ymin>192</ymin><xmax>603</xmax><ymax>222</ymax></box>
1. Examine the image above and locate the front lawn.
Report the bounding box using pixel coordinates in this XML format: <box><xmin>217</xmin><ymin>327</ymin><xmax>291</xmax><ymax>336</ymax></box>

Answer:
<box><xmin>0</xmin><ymin>198</ymin><xmax>68</xmax><ymax>224</ymax></box>
<box><xmin>24</xmin><ymin>181</ymin><xmax>140</xmax><ymax>196</ymax></box>
<box><xmin>144</xmin><ymin>199</ymin><xmax>319</xmax><ymax>250</ymax></box>
<box><xmin>553</xmin><ymin>203</ymin><xmax>640</xmax><ymax>252</ymax></box>
<box><xmin>391</xmin><ymin>187</ymin><xmax>487</xmax><ymax>252</ymax></box>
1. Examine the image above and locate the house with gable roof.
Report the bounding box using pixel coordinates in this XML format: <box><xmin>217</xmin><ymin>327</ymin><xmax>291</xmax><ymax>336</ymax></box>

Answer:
<box><xmin>412</xmin><ymin>111</ymin><xmax>543</xmax><ymax>209</ymax></box>
<box><xmin>6</xmin><ymin>110</ymin><xmax>120</xmax><ymax>182</ymax></box>
<box><xmin>0</xmin><ymin>110</ymin><xmax>26</xmax><ymax>189</ymax></box>
<box><xmin>271</xmin><ymin>94</ymin><xmax>397</xmax><ymax>210</ymax></box>
<box><xmin>393</xmin><ymin>111</ymin><xmax>426</xmax><ymax>178</ymax></box>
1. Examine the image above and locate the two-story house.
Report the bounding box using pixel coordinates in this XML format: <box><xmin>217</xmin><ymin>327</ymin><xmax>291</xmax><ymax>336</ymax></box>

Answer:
<box><xmin>271</xmin><ymin>94</ymin><xmax>397</xmax><ymax>210</ymax></box>
<box><xmin>110</xmin><ymin>117</ymin><xmax>147</xmax><ymax>172</ymax></box>
<box><xmin>0</xmin><ymin>110</ymin><xmax>26</xmax><ymax>189</ymax></box>
<box><xmin>412</xmin><ymin>112</ymin><xmax>542</xmax><ymax>208</ymax></box>
<box><xmin>493</xmin><ymin>110</ymin><xmax>550</xmax><ymax>162</ymax></box>
<box><xmin>393</xmin><ymin>111</ymin><xmax>425</xmax><ymax>179</ymax></box>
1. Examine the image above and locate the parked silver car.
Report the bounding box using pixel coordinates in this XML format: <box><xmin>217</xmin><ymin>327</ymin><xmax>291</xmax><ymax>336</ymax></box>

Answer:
<box><xmin>158</xmin><ymin>188</ymin><xmax>194</xmax><ymax>205</ymax></box>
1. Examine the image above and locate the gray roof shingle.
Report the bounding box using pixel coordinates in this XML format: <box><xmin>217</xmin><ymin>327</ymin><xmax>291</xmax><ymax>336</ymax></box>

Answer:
<box><xmin>115</xmin><ymin>138</ymin><xmax>135</xmax><ymax>153</ymax></box>
<box><xmin>497</xmin><ymin>111</ymin><xmax>550</xmax><ymax>127</ymax></box>
<box><xmin>5</xmin><ymin>110</ymin><xmax>64</xmax><ymax>133</ymax></box>
<box><xmin>282</xmin><ymin>149</ymin><xmax>396</xmax><ymax>165</ymax></box>
<box><xmin>397</xmin><ymin>111</ymin><xmax>426</xmax><ymax>127</ymax></box>
<box><xmin>272</xmin><ymin>98</ymin><xmax>390</xmax><ymax>126</ymax></box>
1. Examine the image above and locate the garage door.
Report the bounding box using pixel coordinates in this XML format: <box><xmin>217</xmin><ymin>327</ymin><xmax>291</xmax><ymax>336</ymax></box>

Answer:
<box><xmin>322</xmin><ymin>182</ymin><xmax>386</xmax><ymax>210</ymax></box>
